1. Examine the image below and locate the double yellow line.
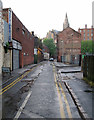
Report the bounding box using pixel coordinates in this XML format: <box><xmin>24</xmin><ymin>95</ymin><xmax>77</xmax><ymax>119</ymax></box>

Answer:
<box><xmin>0</xmin><ymin>69</ymin><xmax>32</xmax><ymax>95</ymax></box>
<box><xmin>53</xmin><ymin>64</ymin><xmax>72</xmax><ymax>119</ymax></box>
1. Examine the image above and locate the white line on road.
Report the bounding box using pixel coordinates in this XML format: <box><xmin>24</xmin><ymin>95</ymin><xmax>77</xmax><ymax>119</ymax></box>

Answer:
<box><xmin>14</xmin><ymin>91</ymin><xmax>32</xmax><ymax>120</ymax></box>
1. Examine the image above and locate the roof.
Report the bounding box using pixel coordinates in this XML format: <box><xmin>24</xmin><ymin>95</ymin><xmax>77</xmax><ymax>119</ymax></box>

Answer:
<box><xmin>58</xmin><ymin>27</ymin><xmax>81</xmax><ymax>36</ymax></box>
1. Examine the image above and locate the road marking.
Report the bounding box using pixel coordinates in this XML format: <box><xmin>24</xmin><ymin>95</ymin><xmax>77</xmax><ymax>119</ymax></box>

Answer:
<box><xmin>0</xmin><ymin>69</ymin><xmax>32</xmax><ymax>95</ymax></box>
<box><xmin>14</xmin><ymin>91</ymin><xmax>32</xmax><ymax>119</ymax></box>
<box><xmin>0</xmin><ymin>65</ymin><xmax>38</xmax><ymax>95</ymax></box>
<box><xmin>53</xmin><ymin>66</ymin><xmax>65</xmax><ymax>119</ymax></box>
<box><xmin>59</xmin><ymin>82</ymin><xmax>73</xmax><ymax>119</ymax></box>
<box><xmin>0</xmin><ymin>75</ymin><xmax>24</xmax><ymax>92</ymax></box>
<box><xmin>53</xmin><ymin>64</ymin><xmax>73</xmax><ymax>119</ymax></box>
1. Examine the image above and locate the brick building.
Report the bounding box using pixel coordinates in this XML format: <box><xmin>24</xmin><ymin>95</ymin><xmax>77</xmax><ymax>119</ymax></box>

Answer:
<box><xmin>57</xmin><ymin>14</ymin><xmax>81</xmax><ymax>65</ymax></box>
<box><xmin>46</xmin><ymin>29</ymin><xmax>59</xmax><ymax>45</ymax></box>
<box><xmin>78</xmin><ymin>24</ymin><xmax>94</xmax><ymax>41</ymax></box>
<box><xmin>2</xmin><ymin>8</ymin><xmax>34</xmax><ymax>70</ymax></box>
<box><xmin>43</xmin><ymin>44</ymin><xmax>49</xmax><ymax>53</ymax></box>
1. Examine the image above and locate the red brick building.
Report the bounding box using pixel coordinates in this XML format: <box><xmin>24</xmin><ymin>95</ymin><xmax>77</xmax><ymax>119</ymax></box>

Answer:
<box><xmin>3</xmin><ymin>8</ymin><xmax>34</xmax><ymax>70</ymax></box>
<box><xmin>43</xmin><ymin>44</ymin><xmax>49</xmax><ymax>53</ymax></box>
<box><xmin>78</xmin><ymin>24</ymin><xmax>94</xmax><ymax>41</ymax></box>
<box><xmin>57</xmin><ymin>14</ymin><xmax>81</xmax><ymax>65</ymax></box>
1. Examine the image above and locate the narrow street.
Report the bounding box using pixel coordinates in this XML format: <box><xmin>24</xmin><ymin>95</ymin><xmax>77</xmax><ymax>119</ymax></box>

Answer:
<box><xmin>1</xmin><ymin>61</ymin><xmax>93</xmax><ymax>119</ymax></box>
<box><xmin>0</xmin><ymin>0</ymin><xmax>94</xmax><ymax>119</ymax></box>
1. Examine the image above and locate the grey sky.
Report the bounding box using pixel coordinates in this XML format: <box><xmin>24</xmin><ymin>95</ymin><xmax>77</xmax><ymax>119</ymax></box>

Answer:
<box><xmin>2</xmin><ymin>0</ymin><xmax>93</xmax><ymax>38</ymax></box>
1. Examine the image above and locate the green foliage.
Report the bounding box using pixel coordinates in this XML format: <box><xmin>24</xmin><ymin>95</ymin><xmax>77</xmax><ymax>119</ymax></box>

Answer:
<box><xmin>6</xmin><ymin>42</ymin><xmax>10</xmax><ymax>47</ymax></box>
<box><xmin>43</xmin><ymin>38</ymin><xmax>56</xmax><ymax>57</ymax></box>
<box><xmin>81</xmin><ymin>40</ymin><xmax>93</xmax><ymax>54</ymax></box>
<box><xmin>83</xmin><ymin>77</ymin><xmax>94</xmax><ymax>87</ymax></box>
<box><xmin>4</xmin><ymin>42</ymin><xmax>10</xmax><ymax>53</ymax></box>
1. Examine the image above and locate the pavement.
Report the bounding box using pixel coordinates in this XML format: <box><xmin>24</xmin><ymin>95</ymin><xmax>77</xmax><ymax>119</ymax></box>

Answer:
<box><xmin>2</xmin><ymin>62</ymin><xmax>44</xmax><ymax>86</ymax></box>
<box><xmin>54</xmin><ymin>61</ymin><xmax>94</xmax><ymax>119</ymax></box>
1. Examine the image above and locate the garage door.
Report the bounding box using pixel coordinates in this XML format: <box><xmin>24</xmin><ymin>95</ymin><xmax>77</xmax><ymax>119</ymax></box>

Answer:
<box><xmin>13</xmin><ymin>49</ymin><xmax>19</xmax><ymax>70</ymax></box>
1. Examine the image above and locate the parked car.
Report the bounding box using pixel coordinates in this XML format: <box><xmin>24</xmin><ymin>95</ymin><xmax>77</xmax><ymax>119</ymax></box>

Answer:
<box><xmin>49</xmin><ymin>58</ymin><xmax>54</xmax><ymax>61</ymax></box>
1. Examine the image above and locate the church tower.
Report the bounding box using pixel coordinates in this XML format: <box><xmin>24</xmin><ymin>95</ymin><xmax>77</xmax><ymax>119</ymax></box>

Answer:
<box><xmin>63</xmin><ymin>13</ymin><xmax>70</xmax><ymax>30</ymax></box>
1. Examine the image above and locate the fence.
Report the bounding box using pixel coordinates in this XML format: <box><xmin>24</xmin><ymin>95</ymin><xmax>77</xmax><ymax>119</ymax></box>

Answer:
<box><xmin>83</xmin><ymin>55</ymin><xmax>94</xmax><ymax>82</ymax></box>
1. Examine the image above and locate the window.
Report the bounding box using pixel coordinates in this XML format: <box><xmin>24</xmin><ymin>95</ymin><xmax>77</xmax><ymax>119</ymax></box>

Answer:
<box><xmin>27</xmin><ymin>32</ymin><xmax>29</xmax><ymax>38</ymax></box>
<box><xmin>87</xmin><ymin>33</ymin><xmax>89</xmax><ymax>36</ymax></box>
<box><xmin>88</xmin><ymin>30</ymin><xmax>89</xmax><ymax>32</ymax></box>
<box><xmin>91</xmin><ymin>33</ymin><xmax>93</xmax><ymax>37</ymax></box>
<box><xmin>88</xmin><ymin>37</ymin><xmax>89</xmax><ymax>40</ymax></box>
<box><xmin>16</xmin><ymin>27</ymin><xmax>19</xmax><ymax>32</ymax></box>
<box><xmin>22</xmin><ymin>29</ymin><xmax>25</xmax><ymax>35</ymax></box>
<box><xmin>80</xmin><ymin>30</ymin><xmax>81</xmax><ymax>32</ymax></box>
<box><xmin>24</xmin><ymin>53</ymin><xmax>26</xmax><ymax>56</ymax></box>
<box><xmin>84</xmin><ymin>30</ymin><xmax>85</xmax><ymax>33</ymax></box>
<box><xmin>0</xmin><ymin>12</ymin><xmax>2</xmax><ymax>17</ymax></box>
<box><xmin>84</xmin><ymin>37</ymin><xmax>85</xmax><ymax>40</ymax></box>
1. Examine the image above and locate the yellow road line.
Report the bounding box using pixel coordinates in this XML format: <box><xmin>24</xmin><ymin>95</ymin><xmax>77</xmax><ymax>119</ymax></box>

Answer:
<box><xmin>0</xmin><ymin>71</ymin><xmax>28</xmax><ymax>93</ymax></box>
<box><xmin>59</xmin><ymin>82</ymin><xmax>73</xmax><ymax>119</ymax></box>
<box><xmin>53</xmin><ymin>66</ymin><xmax>65</xmax><ymax>119</ymax></box>
<box><xmin>0</xmin><ymin>64</ymin><xmax>38</xmax><ymax>95</ymax></box>
<box><xmin>0</xmin><ymin>75</ymin><xmax>23</xmax><ymax>93</ymax></box>
<box><xmin>0</xmin><ymin>76</ymin><xmax>23</xmax><ymax>95</ymax></box>
<box><xmin>0</xmin><ymin>70</ymin><xmax>31</xmax><ymax>95</ymax></box>
<box><xmin>53</xmin><ymin>64</ymin><xmax>72</xmax><ymax>119</ymax></box>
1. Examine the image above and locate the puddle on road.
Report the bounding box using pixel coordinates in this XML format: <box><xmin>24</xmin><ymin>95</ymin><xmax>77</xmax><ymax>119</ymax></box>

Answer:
<box><xmin>20</xmin><ymin>80</ymin><xmax>34</xmax><ymax>93</ymax></box>
<box><xmin>84</xmin><ymin>89</ymin><xmax>94</xmax><ymax>93</ymax></box>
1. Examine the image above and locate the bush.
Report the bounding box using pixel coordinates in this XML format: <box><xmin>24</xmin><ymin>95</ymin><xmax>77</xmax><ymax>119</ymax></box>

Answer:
<box><xmin>81</xmin><ymin>40</ymin><xmax>93</xmax><ymax>54</ymax></box>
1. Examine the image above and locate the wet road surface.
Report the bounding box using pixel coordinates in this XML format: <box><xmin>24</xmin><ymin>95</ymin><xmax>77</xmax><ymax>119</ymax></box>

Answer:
<box><xmin>1</xmin><ymin>61</ymin><xmax>90</xmax><ymax>119</ymax></box>
<box><xmin>55</xmin><ymin>62</ymin><xmax>93</xmax><ymax>119</ymax></box>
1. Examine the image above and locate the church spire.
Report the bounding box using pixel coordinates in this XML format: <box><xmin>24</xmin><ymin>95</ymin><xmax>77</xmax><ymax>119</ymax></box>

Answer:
<box><xmin>63</xmin><ymin>13</ymin><xmax>70</xmax><ymax>30</ymax></box>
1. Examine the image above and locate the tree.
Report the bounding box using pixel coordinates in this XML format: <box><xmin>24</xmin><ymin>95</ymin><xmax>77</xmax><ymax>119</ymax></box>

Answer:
<box><xmin>43</xmin><ymin>38</ymin><xmax>56</xmax><ymax>57</ymax></box>
<box><xmin>81</xmin><ymin>40</ymin><xmax>93</xmax><ymax>54</ymax></box>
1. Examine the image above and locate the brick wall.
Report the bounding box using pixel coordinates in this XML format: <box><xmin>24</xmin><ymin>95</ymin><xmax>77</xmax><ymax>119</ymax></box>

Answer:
<box><xmin>43</xmin><ymin>44</ymin><xmax>49</xmax><ymax>53</ymax></box>
<box><xmin>12</xmin><ymin>12</ymin><xmax>34</xmax><ymax>67</ymax></box>
<box><xmin>57</xmin><ymin>27</ymin><xmax>81</xmax><ymax>62</ymax></box>
<box><xmin>3</xmin><ymin>9</ymin><xmax>34</xmax><ymax>68</ymax></box>
<box><xmin>78</xmin><ymin>25</ymin><xmax>94</xmax><ymax>41</ymax></box>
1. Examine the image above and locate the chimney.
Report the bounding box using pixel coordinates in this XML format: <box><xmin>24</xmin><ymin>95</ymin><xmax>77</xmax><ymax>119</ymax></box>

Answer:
<box><xmin>91</xmin><ymin>25</ymin><xmax>93</xmax><ymax>28</ymax></box>
<box><xmin>32</xmin><ymin>31</ymin><xmax>34</xmax><ymax>36</ymax></box>
<box><xmin>85</xmin><ymin>24</ymin><xmax>87</xmax><ymax>29</ymax></box>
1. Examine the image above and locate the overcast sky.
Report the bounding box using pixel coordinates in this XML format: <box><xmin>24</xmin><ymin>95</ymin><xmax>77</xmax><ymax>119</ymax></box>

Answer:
<box><xmin>2</xmin><ymin>0</ymin><xmax>93</xmax><ymax>38</ymax></box>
